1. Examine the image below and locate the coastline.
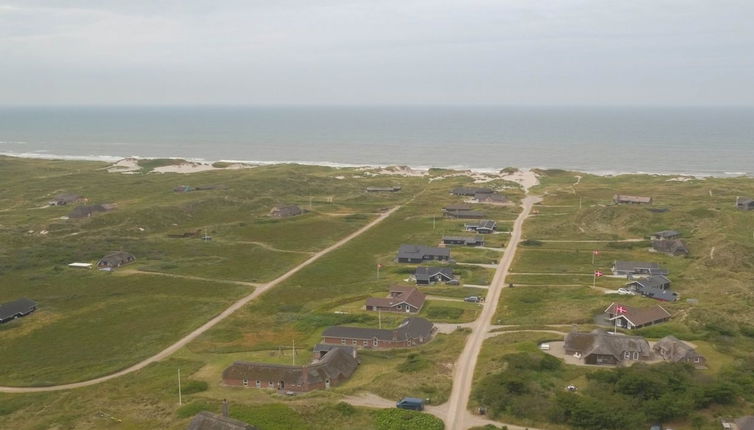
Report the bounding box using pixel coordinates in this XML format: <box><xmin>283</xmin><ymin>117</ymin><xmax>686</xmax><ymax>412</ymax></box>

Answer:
<box><xmin>0</xmin><ymin>150</ymin><xmax>751</xmax><ymax>179</ymax></box>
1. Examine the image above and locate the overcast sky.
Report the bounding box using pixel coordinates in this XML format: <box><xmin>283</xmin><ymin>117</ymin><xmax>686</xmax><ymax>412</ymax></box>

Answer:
<box><xmin>1</xmin><ymin>0</ymin><xmax>753</xmax><ymax>106</ymax></box>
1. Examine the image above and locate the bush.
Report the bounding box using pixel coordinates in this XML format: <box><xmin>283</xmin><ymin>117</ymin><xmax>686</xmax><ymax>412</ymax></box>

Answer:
<box><xmin>397</xmin><ymin>353</ymin><xmax>430</xmax><ymax>373</ymax></box>
<box><xmin>373</xmin><ymin>408</ymin><xmax>444</xmax><ymax>430</ymax></box>
<box><xmin>176</xmin><ymin>400</ymin><xmax>215</xmax><ymax>419</ymax></box>
<box><xmin>181</xmin><ymin>380</ymin><xmax>208</xmax><ymax>395</ymax></box>
<box><xmin>521</xmin><ymin>239</ymin><xmax>543</xmax><ymax>247</ymax></box>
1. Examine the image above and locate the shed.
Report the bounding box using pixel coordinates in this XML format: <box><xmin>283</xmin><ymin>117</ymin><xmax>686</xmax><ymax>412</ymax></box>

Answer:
<box><xmin>97</xmin><ymin>251</ymin><xmax>136</xmax><ymax>268</ymax></box>
<box><xmin>651</xmin><ymin>239</ymin><xmax>689</xmax><ymax>256</ymax></box>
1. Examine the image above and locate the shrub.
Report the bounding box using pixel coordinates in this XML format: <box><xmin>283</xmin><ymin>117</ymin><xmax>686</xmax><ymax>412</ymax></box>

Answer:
<box><xmin>373</xmin><ymin>408</ymin><xmax>444</xmax><ymax>430</ymax></box>
<box><xmin>181</xmin><ymin>380</ymin><xmax>208</xmax><ymax>395</ymax></box>
<box><xmin>397</xmin><ymin>353</ymin><xmax>430</xmax><ymax>373</ymax></box>
<box><xmin>426</xmin><ymin>306</ymin><xmax>464</xmax><ymax>320</ymax></box>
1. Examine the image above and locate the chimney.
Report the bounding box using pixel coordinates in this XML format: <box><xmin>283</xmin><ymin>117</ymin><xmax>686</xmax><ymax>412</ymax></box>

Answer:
<box><xmin>222</xmin><ymin>399</ymin><xmax>229</xmax><ymax>418</ymax></box>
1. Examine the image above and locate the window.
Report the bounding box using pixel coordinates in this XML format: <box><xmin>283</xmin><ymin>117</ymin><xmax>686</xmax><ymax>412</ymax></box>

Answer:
<box><xmin>633</xmin><ymin>352</ymin><xmax>639</xmax><ymax>360</ymax></box>
<box><xmin>352</xmin><ymin>339</ymin><xmax>358</xmax><ymax>345</ymax></box>
<box><xmin>242</xmin><ymin>378</ymin><xmax>248</xmax><ymax>387</ymax></box>
<box><xmin>255</xmin><ymin>380</ymin><xmax>261</xmax><ymax>388</ymax></box>
<box><xmin>694</xmin><ymin>357</ymin><xmax>701</xmax><ymax>363</ymax></box>
<box><xmin>341</xmin><ymin>339</ymin><xmax>346</xmax><ymax>345</ymax></box>
<box><xmin>363</xmin><ymin>340</ymin><xmax>368</xmax><ymax>346</ymax></box>
<box><xmin>624</xmin><ymin>351</ymin><xmax>630</xmax><ymax>359</ymax></box>
<box><xmin>268</xmin><ymin>381</ymin><xmax>273</xmax><ymax>387</ymax></box>
<box><xmin>373</xmin><ymin>338</ymin><xmax>378</xmax><ymax>346</ymax></box>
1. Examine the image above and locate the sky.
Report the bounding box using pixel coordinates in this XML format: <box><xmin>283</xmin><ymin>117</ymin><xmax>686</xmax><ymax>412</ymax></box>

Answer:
<box><xmin>1</xmin><ymin>0</ymin><xmax>753</xmax><ymax>106</ymax></box>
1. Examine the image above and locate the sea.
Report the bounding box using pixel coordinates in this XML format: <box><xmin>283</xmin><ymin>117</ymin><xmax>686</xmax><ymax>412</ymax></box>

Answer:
<box><xmin>1</xmin><ymin>105</ymin><xmax>753</xmax><ymax>176</ymax></box>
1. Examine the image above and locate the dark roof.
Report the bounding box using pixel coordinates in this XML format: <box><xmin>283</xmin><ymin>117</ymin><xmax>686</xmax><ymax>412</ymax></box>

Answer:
<box><xmin>222</xmin><ymin>347</ymin><xmax>358</xmax><ymax>388</ymax></box>
<box><xmin>631</xmin><ymin>275</ymin><xmax>671</xmax><ymax>289</ymax></box>
<box><xmin>186</xmin><ymin>411</ymin><xmax>256</xmax><ymax>430</ymax></box>
<box><xmin>0</xmin><ymin>298</ymin><xmax>37</xmax><ymax>320</ymax></box>
<box><xmin>613</xmin><ymin>194</ymin><xmax>652</xmax><ymax>203</ymax></box>
<box><xmin>366</xmin><ymin>286</ymin><xmax>426</xmax><ymax>310</ymax></box>
<box><xmin>452</xmin><ymin>187</ymin><xmax>493</xmax><ymax>196</ymax></box>
<box><xmin>98</xmin><ymin>251</ymin><xmax>135</xmax><ymax>266</ymax></box>
<box><xmin>397</xmin><ymin>245</ymin><xmax>450</xmax><ymax>260</ymax></box>
<box><xmin>467</xmin><ymin>219</ymin><xmax>496</xmax><ymax>231</ymax></box>
<box><xmin>443</xmin><ymin>235</ymin><xmax>484</xmax><ymax>244</ymax></box>
<box><xmin>414</xmin><ymin>266</ymin><xmax>454</xmax><ymax>282</ymax></box>
<box><xmin>322</xmin><ymin>317</ymin><xmax>433</xmax><ymax>342</ymax></box>
<box><xmin>50</xmin><ymin>193</ymin><xmax>82</xmax><ymax>204</ymax></box>
<box><xmin>651</xmin><ymin>239</ymin><xmax>689</xmax><ymax>255</ymax></box>
<box><xmin>652</xmin><ymin>230</ymin><xmax>680</xmax><ymax>239</ymax></box>
<box><xmin>366</xmin><ymin>186</ymin><xmax>401</xmax><ymax>192</ymax></box>
<box><xmin>737</xmin><ymin>197</ymin><xmax>754</xmax><ymax>207</ymax></box>
<box><xmin>605</xmin><ymin>302</ymin><xmax>671</xmax><ymax>327</ymax></box>
<box><xmin>443</xmin><ymin>204</ymin><xmax>473</xmax><ymax>211</ymax></box>
<box><xmin>269</xmin><ymin>205</ymin><xmax>303</xmax><ymax>217</ymax></box>
<box><xmin>613</xmin><ymin>260</ymin><xmax>669</xmax><ymax>275</ymax></box>
<box><xmin>444</xmin><ymin>210</ymin><xmax>486</xmax><ymax>218</ymax></box>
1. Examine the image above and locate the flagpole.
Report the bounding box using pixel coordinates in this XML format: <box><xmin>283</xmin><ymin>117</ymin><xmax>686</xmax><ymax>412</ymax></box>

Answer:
<box><xmin>178</xmin><ymin>368</ymin><xmax>182</xmax><ymax>405</ymax></box>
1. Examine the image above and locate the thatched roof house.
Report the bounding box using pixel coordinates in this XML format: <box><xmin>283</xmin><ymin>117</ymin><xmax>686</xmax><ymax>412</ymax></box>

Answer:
<box><xmin>97</xmin><ymin>251</ymin><xmax>135</xmax><ymax>268</ymax></box>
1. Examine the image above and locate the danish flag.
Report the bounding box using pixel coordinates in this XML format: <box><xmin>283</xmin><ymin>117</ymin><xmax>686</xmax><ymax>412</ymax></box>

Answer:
<box><xmin>615</xmin><ymin>305</ymin><xmax>628</xmax><ymax>314</ymax></box>
<box><xmin>377</xmin><ymin>264</ymin><xmax>384</xmax><ymax>269</ymax></box>
<box><xmin>593</xmin><ymin>250</ymin><xmax>600</xmax><ymax>255</ymax></box>
<box><xmin>594</xmin><ymin>270</ymin><xmax>604</xmax><ymax>277</ymax></box>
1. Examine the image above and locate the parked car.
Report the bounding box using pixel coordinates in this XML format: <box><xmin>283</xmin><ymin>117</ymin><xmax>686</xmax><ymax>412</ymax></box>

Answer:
<box><xmin>464</xmin><ymin>296</ymin><xmax>481</xmax><ymax>303</ymax></box>
<box><xmin>396</xmin><ymin>397</ymin><xmax>424</xmax><ymax>411</ymax></box>
<box><xmin>617</xmin><ymin>288</ymin><xmax>635</xmax><ymax>295</ymax></box>
<box><xmin>539</xmin><ymin>343</ymin><xmax>550</xmax><ymax>351</ymax></box>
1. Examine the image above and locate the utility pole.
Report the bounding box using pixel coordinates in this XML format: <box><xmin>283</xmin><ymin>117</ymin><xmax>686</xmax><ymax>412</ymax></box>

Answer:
<box><xmin>292</xmin><ymin>339</ymin><xmax>296</xmax><ymax>366</ymax></box>
<box><xmin>178</xmin><ymin>368</ymin><xmax>182</xmax><ymax>405</ymax></box>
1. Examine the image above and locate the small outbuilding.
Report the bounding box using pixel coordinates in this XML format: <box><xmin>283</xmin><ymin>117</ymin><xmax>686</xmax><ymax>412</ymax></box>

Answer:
<box><xmin>736</xmin><ymin>197</ymin><xmax>754</xmax><ymax>211</ymax></box>
<box><xmin>269</xmin><ymin>205</ymin><xmax>304</xmax><ymax>218</ymax></box>
<box><xmin>97</xmin><ymin>251</ymin><xmax>136</xmax><ymax>268</ymax></box>
<box><xmin>613</xmin><ymin>194</ymin><xmax>652</xmax><ymax>205</ymax></box>
<box><xmin>651</xmin><ymin>239</ymin><xmax>689</xmax><ymax>257</ymax></box>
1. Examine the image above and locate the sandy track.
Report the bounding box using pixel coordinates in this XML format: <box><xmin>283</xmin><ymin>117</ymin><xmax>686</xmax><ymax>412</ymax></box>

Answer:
<box><xmin>0</xmin><ymin>207</ymin><xmax>400</xmax><ymax>393</ymax></box>
<box><xmin>445</xmin><ymin>195</ymin><xmax>542</xmax><ymax>430</ymax></box>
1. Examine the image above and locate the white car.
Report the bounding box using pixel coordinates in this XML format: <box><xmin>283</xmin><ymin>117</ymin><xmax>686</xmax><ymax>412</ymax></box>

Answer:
<box><xmin>617</xmin><ymin>288</ymin><xmax>635</xmax><ymax>295</ymax></box>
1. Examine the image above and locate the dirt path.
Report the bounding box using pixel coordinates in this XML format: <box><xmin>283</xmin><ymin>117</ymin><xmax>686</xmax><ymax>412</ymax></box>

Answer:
<box><xmin>445</xmin><ymin>195</ymin><xmax>542</xmax><ymax>430</ymax></box>
<box><xmin>532</xmin><ymin>238</ymin><xmax>644</xmax><ymax>243</ymax></box>
<box><xmin>426</xmin><ymin>295</ymin><xmax>466</xmax><ymax>303</ymax></box>
<box><xmin>220</xmin><ymin>240</ymin><xmax>314</xmax><ymax>255</ymax></box>
<box><xmin>0</xmin><ymin>206</ymin><xmax>401</xmax><ymax>393</ymax></box>
<box><xmin>117</xmin><ymin>269</ymin><xmax>263</xmax><ymax>287</ymax></box>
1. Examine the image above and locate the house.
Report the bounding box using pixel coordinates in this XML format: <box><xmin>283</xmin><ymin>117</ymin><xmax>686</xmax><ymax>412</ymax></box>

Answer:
<box><xmin>470</xmin><ymin>193</ymin><xmax>509</xmax><ymax>205</ymax></box>
<box><xmin>396</xmin><ymin>245</ymin><xmax>450</xmax><ymax>263</ymax></box>
<box><xmin>222</xmin><ymin>347</ymin><xmax>358</xmax><ymax>392</ymax></box>
<box><xmin>563</xmin><ymin>329</ymin><xmax>653</xmax><ymax>365</ymax></box>
<box><xmin>444</xmin><ymin>209</ymin><xmax>486</xmax><ymax>219</ymax></box>
<box><xmin>612</xmin><ymin>260</ymin><xmax>669</xmax><ymax>277</ymax></box>
<box><xmin>0</xmin><ymin>298</ymin><xmax>38</xmax><ymax>324</ymax></box>
<box><xmin>269</xmin><ymin>205</ymin><xmax>304</xmax><ymax>218</ymax></box>
<box><xmin>451</xmin><ymin>187</ymin><xmax>493</xmax><ymax>196</ymax></box>
<box><xmin>97</xmin><ymin>251</ymin><xmax>136</xmax><ymax>268</ymax></box>
<box><xmin>321</xmin><ymin>317</ymin><xmax>434</xmax><ymax>349</ymax></box>
<box><xmin>653</xmin><ymin>336</ymin><xmax>706</xmax><ymax>367</ymax></box>
<box><xmin>48</xmin><ymin>193</ymin><xmax>83</xmax><ymax>206</ymax></box>
<box><xmin>442</xmin><ymin>236</ymin><xmax>485</xmax><ymax>246</ymax></box>
<box><xmin>604</xmin><ymin>303</ymin><xmax>671</xmax><ymax>330</ymax></box>
<box><xmin>650</xmin><ymin>230</ymin><xmax>680</xmax><ymax>240</ymax></box>
<box><xmin>613</xmin><ymin>194</ymin><xmax>652</xmax><ymax>204</ymax></box>
<box><xmin>68</xmin><ymin>204</ymin><xmax>115</xmax><ymax>219</ymax></box>
<box><xmin>651</xmin><ymin>239</ymin><xmax>689</xmax><ymax>256</ymax></box>
<box><xmin>465</xmin><ymin>219</ymin><xmax>496</xmax><ymax>234</ymax></box>
<box><xmin>627</xmin><ymin>275</ymin><xmax>678</xmax><ymax>302</ymax></box>
<box><xmin>366</xmin><ymin>186</ymin><xmax>401</xmax><ymax>192</ymax></box>
<box><xmin>187</xmin><ymin>410</ymin><xmax>256</xmax><ymax>430</ymax></box>
<box><xmin>414</xmin><ymin>266</ymin><xmax>455</xmax><ymax>285</ymax></box>
<box><xmin>365</xmin><ymin>286</ymin><xmax>426</xmax><ymax>313</ymax></box>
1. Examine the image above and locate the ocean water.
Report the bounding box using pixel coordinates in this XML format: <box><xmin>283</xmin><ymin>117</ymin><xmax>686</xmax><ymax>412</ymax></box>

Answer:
<box><xmin>1</xmin><ymin>106</ymin><xmax>753</xmax><ymax>176</ymax></box>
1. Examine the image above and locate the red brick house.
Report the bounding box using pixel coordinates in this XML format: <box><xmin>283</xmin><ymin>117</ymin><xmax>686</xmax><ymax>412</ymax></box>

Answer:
<box><xmin>365</xmin><ymin>286</ymin><xmax>425</xmax><ymax>313</ymax></box>
<box><xmin>321</xmin><ymin>317</ymin><xmax>434</xmax><ymax>349</ymax></box>
<box><xmin>222</xmin><ymin>347</ymin><xmax>358</xmax><ymax>392</ymax></box>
